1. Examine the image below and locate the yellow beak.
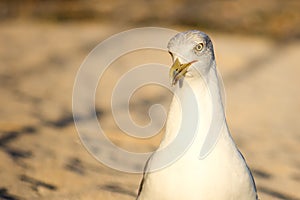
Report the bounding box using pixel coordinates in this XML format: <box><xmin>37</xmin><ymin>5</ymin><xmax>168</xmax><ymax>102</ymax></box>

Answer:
<box><xmin>169</xmin><ymin>58</ymin><xmax>196</xmax><ymax>86</ymax></box>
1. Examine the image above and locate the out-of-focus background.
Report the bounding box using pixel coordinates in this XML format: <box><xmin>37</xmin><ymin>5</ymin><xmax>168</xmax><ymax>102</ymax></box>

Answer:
<box><xmin>0</xmin><ymin>1</ymin><xmax>300</xmax><ymax>199</ymax></box>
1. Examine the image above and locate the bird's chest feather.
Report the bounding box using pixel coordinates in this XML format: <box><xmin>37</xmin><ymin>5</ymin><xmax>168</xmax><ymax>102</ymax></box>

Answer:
<box><xmin>142</xmin><ymin>133</ymin><xmax>255</xmax><ymax>200</ymax></box>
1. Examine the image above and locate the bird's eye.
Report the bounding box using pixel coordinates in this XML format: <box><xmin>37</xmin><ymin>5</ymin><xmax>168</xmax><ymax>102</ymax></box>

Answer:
<box><xmin>195</xmin><ymin>43</ymin><xmax>204</xmax><ymax>51</ymax></box>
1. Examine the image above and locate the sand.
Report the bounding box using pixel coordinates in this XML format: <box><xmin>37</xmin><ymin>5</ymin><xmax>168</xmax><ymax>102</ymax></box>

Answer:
<box><xmin>0</xmin><ymin>22</ymin><xmax>299</xmax><ymax>200</ymax></box>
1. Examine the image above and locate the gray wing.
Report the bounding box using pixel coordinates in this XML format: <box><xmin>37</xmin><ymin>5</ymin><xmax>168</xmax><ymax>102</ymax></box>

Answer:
<box><xmin>136</xmin><ymin>153</ymin><xmax>154</xmax><ymax>199</ymax></box>
<box><xmin>238</xmin><ymin>149</ymin><xmax>259</xmax><ymax>200</ymax></box>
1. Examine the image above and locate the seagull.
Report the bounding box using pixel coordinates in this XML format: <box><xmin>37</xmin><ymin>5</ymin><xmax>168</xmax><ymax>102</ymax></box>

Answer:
<box><xmin>136</xmin><ymin>30</ymin><xmax>258</xmax><ymax>200</ymax></box>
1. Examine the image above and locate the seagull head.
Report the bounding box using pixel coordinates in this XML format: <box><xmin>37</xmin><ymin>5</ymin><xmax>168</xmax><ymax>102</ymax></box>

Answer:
<box><xmin>167</xmin><ymin>30</ymin><xmax>215</xmax><ymax>86</ymax></box>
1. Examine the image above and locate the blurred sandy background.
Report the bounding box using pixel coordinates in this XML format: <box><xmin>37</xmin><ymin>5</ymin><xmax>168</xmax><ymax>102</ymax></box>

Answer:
<box><xmin>0</xmin><ymin>0</ymin><xmax>300</xmax><ymax>199</ymax></box>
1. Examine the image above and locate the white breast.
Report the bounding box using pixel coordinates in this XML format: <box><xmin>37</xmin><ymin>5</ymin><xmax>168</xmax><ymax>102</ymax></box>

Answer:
<box><xmin>137</xmin><ymin>69</ymin><xmax>257</xmax><ymax>200</ymax></box>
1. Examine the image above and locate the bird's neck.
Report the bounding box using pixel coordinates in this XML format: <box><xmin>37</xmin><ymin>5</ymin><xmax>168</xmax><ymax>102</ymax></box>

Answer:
<box><xmin>162</xmin><ymin>66</ymin><xmax>227</xmax><ymax>156</ymax></box>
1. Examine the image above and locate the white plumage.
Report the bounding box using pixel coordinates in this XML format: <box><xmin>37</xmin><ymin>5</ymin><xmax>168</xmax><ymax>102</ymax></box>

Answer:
<box><xmin>137</xmin><ymin>30</ymin><xmax>258</xmax><ymax>200</ymax></box>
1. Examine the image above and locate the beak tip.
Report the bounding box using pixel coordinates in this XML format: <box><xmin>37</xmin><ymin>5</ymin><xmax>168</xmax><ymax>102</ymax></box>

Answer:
<box><xmin>169</xmin><ymin>58</ymin><xmax>196</xmax><ymax>87</ymax></box>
